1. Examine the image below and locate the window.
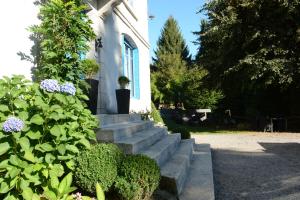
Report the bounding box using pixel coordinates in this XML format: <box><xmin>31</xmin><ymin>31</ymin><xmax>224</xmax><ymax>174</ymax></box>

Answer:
<box><xmin>121</xmin><ymin>35</ymin><xmax>140</xmax><ymax>99</ymax></box>
<box><xmin>124</xmin><ymin>39</ymin><xmax>135</xmax><ymax>95</ymax></box>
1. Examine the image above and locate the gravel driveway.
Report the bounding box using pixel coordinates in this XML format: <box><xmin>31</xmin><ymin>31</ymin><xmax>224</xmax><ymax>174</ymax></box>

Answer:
<box><xmin>193</xmin><ymin>133</ymin><xmax>300</xmax><ymax>200</ymax></box>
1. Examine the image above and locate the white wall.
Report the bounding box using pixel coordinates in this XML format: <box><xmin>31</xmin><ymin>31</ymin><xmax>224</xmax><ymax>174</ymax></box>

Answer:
<box><xmin>0</xmin><ymin>0</ymin><xmax>39</xmax><ymax>79</ymax></box>
<box><xmin>0</xmin><ymin>0</ymin><xmax>151</xmax><ymax>114</ymax></box>
<box><xmin>89</xmin><ymin>0</ymin><xmax>151</xmax><ymax>114</ymax></box>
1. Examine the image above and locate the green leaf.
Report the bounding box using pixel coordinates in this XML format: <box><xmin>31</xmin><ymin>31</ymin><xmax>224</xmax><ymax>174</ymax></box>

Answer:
<box><xmin>96</xmin><ymin>182</ymin><xmax>105</xmax><ymax>200</ymax></box>
<box><xmin>19</xmin><ymin>137</ymin><xmax>30</xmax><ymax>150</ymax></box>
<box><xmin>0</xmin><ymin>182</ymin><xmax>9</xmax><ymax>193</ymax></box>
<box><xmin>19</xmin><ymin>178</ymin><xmax>30</xmax><ymax>190</ymax></box>
<box><xmin>45</xmin><ymin>153</ymin><xmax>55</xmax><ymax>164</ymax></box>
<box><xmin>0</xmin><ymin>142</ymin><xmax>10</xmax><ymax>156</ymax></box>
<box><xmin>54</xmin><ymin>93</ymin><xmax>67</xmax><ymax>104</ymax></box>
<box><xmin>44</xmin><ymin>190</ymin><xmax>57</xmax><ymax>200</ymax></box>
<box><xmin>41</xmin><ymin>169</ymin><xmax>49</xmax><ymax>178</ymax></box>
<box><xmin>24</xmin><ymin>151</ymin><xmax>36</xmax><ymax>163</ymax></box>
<box><xmin>27</xmin><ymin>130</ymin><xmax>42</xmax><ymax>140</ymax></box>
<box><xmin>50</xmin><ymin>176</ymin><xmax>59</xmax><ymax>189</ymax></box>
<box><xmin>30</xmin><ymin>114</ymin><xmax>44</xmax><ymax>125</ymax></box>
<box><xmin>78</xmin><ymin>138</ymin><xmax>91</xmax><ymax>149</ymax></box>
<box><xmin>9</xmin><ymin>167</ymin><xmax>21</xmax><ymax>178</ymax></box>
<box><xmin>22</xmin><ymin>187</ymin><xmax>33</xmax><ymax>200</ymax></box>
<box><xmin>57</xmin><ymin>144</ymin><xmax>66</xmax><ymax>155</ymax></box>
<box><xmin>0</xmin><ymin>105</ymin><xmax>9</xmax><ymax>112</ymax></box>
<box><xmin>49</xmin><ymin>164</ymin><xmax>64</xmax><ymax>178</ymax></box>
<box><xmin>18</xmin><ymin>111</ymin><xmax>29</xmax><ymax>120</ymax></box>
<box><xmin>9</xmin><ymin>176</ymin><xmax>19</xmax><ymax>188</ymax></box>
<box><xmin>40</xmin><ymin>143</ymin><xmax>54</xmax><ymax>152</ymax></box>
<box><xmin>14</xmin><ymin>99</ymin><xmax>28</xmax><ymax>109</ymax></box>
<box><xmin>50</xmin><ymin>125</ymin><xmax>65</xmax><ymax>137</ymax></box>
<box><xmin>66</xmin><ymin>160</ymin><xmax>75</xmax><ymax>170</ymax></box>
<box><xmin>49</xmin><ymin>112</ymin><xmax>60</xmax><ymax>121</ymax></box>
<box><xmin>66</xmin><ymin>144</ymin><xmax>79</xmax><ymax>154</ymax></box>
<box><xmin>32</xmin><ymin>194</ymin><xmax>40</xmax><ymax>200</ymax></box>
<box><xmin>0</xmin><ymin>160</ymin><xmax>9</xmax><ymax>169</ymax></box>
<box><xmin>58</xmin><ymin>173</ymin><xmax>73</xmax><ymax>195</ymax></box>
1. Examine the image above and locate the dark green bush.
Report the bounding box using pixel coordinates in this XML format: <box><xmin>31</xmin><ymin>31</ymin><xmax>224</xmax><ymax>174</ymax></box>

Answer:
<box><xmin>75</xmin><ymin>143</ymin><xmax>124</xmax><ymax>194</ymax></box>
<box><xmin>115</xmin><ymin>154</ymin><xmax>160</xmax><ymax>200</ymax></box>
<box><xmin>171</xmin><ymin>127</ymin><xmax>191</xmax><ymax>139</ymax></box>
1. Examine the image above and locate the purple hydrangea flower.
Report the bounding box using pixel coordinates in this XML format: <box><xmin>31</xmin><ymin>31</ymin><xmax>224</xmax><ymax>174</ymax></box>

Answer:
<box><xmin>3</xmin><ymin>117</ymin><xmax>24</xmax><ymax>133</ymax></box>
<box><xmin>40</xmin><ymin>79</ymin><xmax>60</xmax><ymax>93</ymax></box>
<box><xmin>60</xmin><ymin>82</ymin><xmax>76</xmax><ymax>95</ymax></box>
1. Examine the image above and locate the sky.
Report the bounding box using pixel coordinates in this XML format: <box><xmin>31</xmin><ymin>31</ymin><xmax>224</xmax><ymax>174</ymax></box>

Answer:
<box><xmin>148</xmin><ymin>0</ymin><xmax>206</xmax><ymax>60</ymax></box>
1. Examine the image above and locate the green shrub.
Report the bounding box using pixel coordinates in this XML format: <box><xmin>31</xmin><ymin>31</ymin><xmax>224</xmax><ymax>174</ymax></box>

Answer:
<box><xmin>171</xmin><ymin>127</ymin><xmax>191</xmax><ymax>139</ymax></box>
<box><xmin>115</xmin><ymin>155</ymin><xmax>160</xmax><ymax>200</ymax></box>
<box><xmin>0</xmin><ymin>76</ymin><xmax>98</xmax><ymax>199</ymax></box>
<box><xmin>150</xmin><ymin>102</ymin><xmax>164</xmax><ymax>124</ymax></box>
<box><xmin>75</xmin><ymin>143</ymin><xmax>124</xmax><ymax>194</ymax></box>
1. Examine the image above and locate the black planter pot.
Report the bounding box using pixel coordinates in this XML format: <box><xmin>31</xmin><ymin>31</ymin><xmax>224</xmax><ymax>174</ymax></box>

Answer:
<box><xmin>85</xmin><ymin>79</ymin><xmax>99</xmax><ymax>115</ymax></box>
<box><xmin>116</xmin><ymin>89</ymin><xmax>130</xmax><ymax>114</ymax></box>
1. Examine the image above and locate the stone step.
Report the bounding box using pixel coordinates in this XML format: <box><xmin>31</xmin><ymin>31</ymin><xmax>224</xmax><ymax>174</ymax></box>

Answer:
<box><xmin>179</xmin><ymin>144</ymin><xmax>215</xmax><ymax>200</ymax></box>
<box><xmin>96</xmin><ymin>121</ymin><xmax>153</xmax><ymax>142</ymax></box>
<box><xmin>96</xmin><ymin>114</ymin><xmax>141</xmax><ymax>127</ymax></box>
<box><xmin>160</xmin><ymin>139</ymin><xmax>195</xmax><ymax>195</ymax></box>
<box><xmin>140</xmin><ymin>133</ymin><xmax>181</xmax><ymax>167</ymax></box>
<box><xmin>116</xmin><ymin>126</ymin><xmax>168</xmax><ymax>154</ymax></box>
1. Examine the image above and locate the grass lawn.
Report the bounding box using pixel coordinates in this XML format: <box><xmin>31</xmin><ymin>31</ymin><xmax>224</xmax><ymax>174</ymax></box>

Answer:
<box><xmin>163</xmin><ymin>118</ymin><xmax>255</xmax><ymax>135</ymax></box>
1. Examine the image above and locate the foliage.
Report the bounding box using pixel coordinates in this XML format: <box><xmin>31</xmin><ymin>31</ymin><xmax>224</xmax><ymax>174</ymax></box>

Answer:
<box><xmin>95</xmin><ymin>183</ymin><xmax>105</xmax><ymax>200</ymax></box>
<box><xmin>118</xmin><ymin>76</ymin><xmax>130</xmax><ymax>89</ymax></box>
<box><xmin>74</xmin><ymin>143</ymin><xmax>124</xmax><ymax>194</ymax></box>
<box><xmin>82</xmin><ymin>59</ymin><xmax>100</xmax><ymax>79</ymax></box>
<box><xmin>195</xmin><ymin>0</ymin><xmax>300</xmax><ymax>117</ymax></box>
<box><xmin>152</xmin><ymin>17</ymin><xmax>222</xmax><ymax>109</ymax></box>
<box><xmin>115</xmin><ymin>155</ymin><xmax>160</xmax><ymax>200</ymax></box>
<box><xmin>0</xmin><ymin>75</ymin><xmax>98</xmax><ymax>199</ymax></box>
<box><xmin>150</xmin><ymin>102</ymin><xmax>164</xmax><ymax>124</ymax></box>
<box><xmin>154</xmin><ymin>16</ymin><xmax>191</xmax><ymax>66</ymax></box>
<box><xmin>181</xmin><ymin>67</ymin><xmax>223</xmax><ymax>110</ymax></box>
<box><xmin>30</xmin><ymin>0</ymin><xmax>96</xmax><ymax>85</ymax></box>
<box><xmin>40</xmin><ymin>173</ymin><xmax>76</xmax><ymax>200</ymax></box>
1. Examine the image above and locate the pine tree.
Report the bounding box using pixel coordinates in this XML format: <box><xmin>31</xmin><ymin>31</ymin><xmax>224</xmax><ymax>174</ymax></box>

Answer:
<box><xmin>151</xmin><ymin>16</ymin><xmax>223</xmax><ymax>109</ymax></box>
<box><xmin>153</xmin><ymin>16</ymin><xmax>191</xmax><ymax>68</ymax></box>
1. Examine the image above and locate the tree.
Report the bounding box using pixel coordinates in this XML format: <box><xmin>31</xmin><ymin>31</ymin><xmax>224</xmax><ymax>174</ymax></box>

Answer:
<box><xmin>152</xmin><ymin>17</ymin><xmax>223</xmax><ymax>109</ymax></box>
<box><xmin>153</xmin><ymin>16</ymin><xmax>191</xmax><ymax>68</ymax></box>
<box><xmin>30</xmin><ymin>0</ymin><xmax>96</xmax><ymax>85</ymax></box>
<box><xmin>195</xmin><ymin>0</ymin><xmax>300</xmax><ymax>117</ymax></box>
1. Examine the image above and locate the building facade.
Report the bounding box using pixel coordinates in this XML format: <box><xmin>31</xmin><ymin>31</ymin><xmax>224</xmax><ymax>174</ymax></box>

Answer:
<box><xmin>0</xmin><ymin>0</ymin><xmax>151</xmax><ymax>114</ymax></box>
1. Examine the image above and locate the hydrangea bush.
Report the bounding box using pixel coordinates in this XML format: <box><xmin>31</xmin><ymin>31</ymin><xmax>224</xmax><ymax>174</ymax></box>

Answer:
<box><xmin>0</xmin><ymin>75</ymin><xmax>98</xmax><ymax>199</ymax></box>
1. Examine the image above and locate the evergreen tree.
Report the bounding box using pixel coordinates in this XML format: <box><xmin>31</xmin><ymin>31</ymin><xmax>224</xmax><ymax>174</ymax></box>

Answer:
<box><xmin>153</xmin><ymin>16</ymin><xmax>191</xmax><ymax>68</ymax></box>
<box><xmin>151</xmin><ymin>16</ymin><xmax>223</xmax><ymax>109</ymax></box>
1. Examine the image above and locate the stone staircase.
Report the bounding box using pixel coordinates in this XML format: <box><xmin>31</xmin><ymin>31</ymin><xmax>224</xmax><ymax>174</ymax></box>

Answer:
<box><xmin>96</xmin><ymin>114</ymin><xmax>214</xmax><ymax>199</ymax></box>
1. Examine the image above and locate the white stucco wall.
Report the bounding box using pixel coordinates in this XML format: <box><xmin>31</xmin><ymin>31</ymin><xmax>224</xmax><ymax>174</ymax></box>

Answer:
<box><xmin>0</xmin><ymin>0</ymin><xmax>151</xmax><ymax>114</ymax></box>
<box><xmin>87</xmin><ymin>0</ymin><xmax>151</xmax><ymax>114</ymax></box>
<box><xmin>0</xmin><ymin>0</ymin><xmax>39</xmax><ymax>79</ymax></box>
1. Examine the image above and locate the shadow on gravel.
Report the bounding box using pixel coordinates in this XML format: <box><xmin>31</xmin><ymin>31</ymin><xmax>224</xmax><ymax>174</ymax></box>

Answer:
<box><xmin>213</xmin><ymin>143</ymin><xmax>300</xmax><ymax>200</ymax></box>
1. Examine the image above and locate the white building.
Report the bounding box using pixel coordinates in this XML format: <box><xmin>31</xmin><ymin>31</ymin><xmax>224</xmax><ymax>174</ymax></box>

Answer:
<box><xmin>0</xmin><ymin>0</ymin><xmax>151</xmax><ymax>114</ymax></box>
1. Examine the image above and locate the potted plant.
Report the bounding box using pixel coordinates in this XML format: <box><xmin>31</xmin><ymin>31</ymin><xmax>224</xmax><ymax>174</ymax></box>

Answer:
<box><xmin>82</xmin><ymin>59</ymin><xmax>100</xmax><ymax>114</ymax></box>
<box><xmin>116</xmin><ymin>76</ymin><xmax>130</xmax><ymax>114</ymax></box>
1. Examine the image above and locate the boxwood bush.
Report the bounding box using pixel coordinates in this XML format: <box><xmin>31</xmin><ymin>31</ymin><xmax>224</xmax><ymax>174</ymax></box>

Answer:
<box><xmin>0</xmin><ymin>76</ymin><xmax>98</xmax><ymax>199</ymax></box>
<box><xmin>74</xmin><ymin>143</ymin><xmax>124</xmax><ymax>194</ymax></box>
<box><xmin>115</xmin><ymin>155</ymin><xmax>160</xmax><ymax>200</ymax></box>
<box><xmin>171</xmin><ymin>127</ymin><xmax>191</xmax><ymax>139</ymax></box>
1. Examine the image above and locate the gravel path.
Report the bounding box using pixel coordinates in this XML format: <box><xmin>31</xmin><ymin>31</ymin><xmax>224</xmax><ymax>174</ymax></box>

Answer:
<box><xmin>193</xmin><ymin>133</ymin><xmax>300</xmax><ymax>200</ymax></box>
